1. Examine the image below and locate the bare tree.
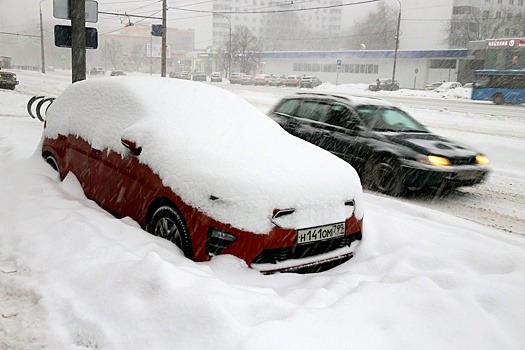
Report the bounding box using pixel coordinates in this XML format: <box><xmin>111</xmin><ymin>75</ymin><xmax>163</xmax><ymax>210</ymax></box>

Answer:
<box><xmin>444</xmin><ymin>6</ymin><xmax>525</xmax><ymax>48</ymax></box>
<box><xmin>102</xmin><ymin>39</ymin><xmax>124</xmax><ymax>70</ymax></box>
<box><xmin>230</xmin><ymin>26</ymin><xmax>263</xmax><ymax>74</ymax></box>
<box><xmin>342</xmin><ymin>1</ymin><xmax>398</xmax><ymax>50</ymax></box>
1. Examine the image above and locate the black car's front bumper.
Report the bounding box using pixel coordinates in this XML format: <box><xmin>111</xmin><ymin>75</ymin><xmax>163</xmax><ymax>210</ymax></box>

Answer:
<box><xmin>400</xmin><ymin>161</ymin><xmax>490</xmax><ymax>190</ymax></box>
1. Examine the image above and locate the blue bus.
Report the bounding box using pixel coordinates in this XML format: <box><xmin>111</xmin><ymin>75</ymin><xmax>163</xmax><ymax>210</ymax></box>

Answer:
<box><xmin>471</xmin><ymin>69</ymin><xmax>525</xmax><ymax>105</ymax></box>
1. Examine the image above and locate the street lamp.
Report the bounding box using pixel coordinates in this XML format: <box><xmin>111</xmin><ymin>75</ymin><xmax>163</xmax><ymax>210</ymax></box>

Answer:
<box><xmin>214</xmin><ymin>12</ymin><xmax>232</xmax><ymax>80</ymax></box>
<box><xmin>39</xmin><ymin>0</ymin><xmax>47</xmax><ymax>74</ymax></box>
<box><xmin>391</xmin><ymin>0</ymin><xmax>401</xmax><ymax>86</ymax></box>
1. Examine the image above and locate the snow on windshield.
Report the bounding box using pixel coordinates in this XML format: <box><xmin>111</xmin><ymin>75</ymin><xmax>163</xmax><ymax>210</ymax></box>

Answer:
<box><xmin>42</xmin><ymin>77</ymin><xmax>363</xmax><ymax>233</ymax></box>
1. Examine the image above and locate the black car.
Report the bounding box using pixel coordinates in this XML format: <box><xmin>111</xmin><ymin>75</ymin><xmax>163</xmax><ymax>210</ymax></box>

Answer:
<box><xmin>268</xmin><ymin>93</ymin><xmax>490</xmax><ymax>196</ymax></box>
<box><xmin>369</xmin><ymin>78</ymin><xmax>399</xmax><ymax>91</ymax></box>
<box><xmin>300</xmin><ymin>76</ymin><xmax>322</xmax><ymax>88</ymax></box>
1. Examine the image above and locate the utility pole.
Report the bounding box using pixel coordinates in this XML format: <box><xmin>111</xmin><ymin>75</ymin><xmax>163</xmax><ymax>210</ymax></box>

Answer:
<box><xmin>39</xmin><ymin>0</ymin><xmax>46</xmax><ymax>74</ymax></box>
<box><xmin>70</xmin><ymin>0</ymin><xmax>86</xmax><ymax>82</ymax></box>
<box><xmin>391</xmin><ymin>0</ymin><xmax>401</xmax><ymax>86</ymax></box>
<box><xmin>161</xmin><ymin>0</ymin><xmax>167</xmax><ymax>77</ymax></box>
<box><xmin>214</xmin><ymin>13</ymin><xmax>232</xmax><ymax>80</ymax></box>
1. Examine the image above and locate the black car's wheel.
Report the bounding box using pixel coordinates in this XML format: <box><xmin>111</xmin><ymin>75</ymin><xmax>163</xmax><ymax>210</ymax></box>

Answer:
<box><xmin>148</xmin><ymin>205</ymin><xmax>192</xmax><ymax>257</ymax></box>
<box><xmin>492</xmin><ymin>93</ymin><xmax>505</xmax><ymax>105</ymax></box>
<box><xmin>365</xmin><ymin>156</ymin><xmax>404</xmax><ymax>197</ymax></box>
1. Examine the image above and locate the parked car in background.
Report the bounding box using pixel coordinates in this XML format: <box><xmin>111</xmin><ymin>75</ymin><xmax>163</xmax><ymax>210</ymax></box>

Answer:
<box><xmin>424</xmin><ymin>81</ymin><xmax>444</xmax><ymax>90</ymax></box>
<box><xmin>169</xmin><ymin>71</ymin><xmax>180</xmax><ymax>78</ymax></box>
<box><xmin>41</xmin><ymin>77</ymin><xmax>364</xmax><ymax>274</ymax></box>
<box><xmin>229</xmin><ymin>72</ymin><xmax>244</xmax><ymax>84</ymax></box>
<box><xmin>241</xmin><ymin>75</ymin><xmax>253</xmax><ymax>85</ymax></box>
<box><xmin>89</xmin><ymin>67</ymin><xmax>105</xmax><ymax>76</ymax></box>
<box><xmin>110</xmin><ymin>70</ymin><xmax>126</xmax><ymax>76</ymax></box>
<box><xmin>210</xmin><ymin>72</ymin><xmax>222</xmax><ymax>82</ymax></box>
<box><xmin>284</xmin><ymin>75</ymin><xmax>302</xmax><ymax>87</ymax></box>
<box><xmin>179</xmin><ymin>71</ymin><xmax>192</xmax><ymax>80</ymax></box>
<box><xmin>253</xmin><ymin>74</ymin><xmax>271</xmax><ymax>86</ymax></box>
<box><xmin>368</xmin><ymin>78</ymin><xmax>399</xmax><ymax>91</ymax></box>
<box><xmin>435</xmin><ymin>82</ymin><xmax>462</xmax><ymax>92</ymax></box>
<box><xmin>268</xmin><ymin>75</ymin><xmax>283</xmax><ymax>86</ymax></box>
<box><xmin>192</xmin><ymin>72</ymin><xmax>207</xmax><ymax>81</ymax></box>
<box><xmin>300</xmin><ymin>76</ymin><xmax>322</xmax><ymax>88</ymax></box>
<box><xmin>0</xmin><ymin>68</ymin><xmax>19</xmax><ymax>90</ymax></box>
<box><xmin>268</xmin><ymin>92</ymin><xmax>490</xmax><ymax>197</ymax></box>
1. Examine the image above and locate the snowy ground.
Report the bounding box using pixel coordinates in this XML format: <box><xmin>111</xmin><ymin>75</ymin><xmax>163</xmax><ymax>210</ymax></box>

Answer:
<box><xmin>1</xmin><ymin>70</ymin><xmax>525</xmax><ymax>349</ymax></box>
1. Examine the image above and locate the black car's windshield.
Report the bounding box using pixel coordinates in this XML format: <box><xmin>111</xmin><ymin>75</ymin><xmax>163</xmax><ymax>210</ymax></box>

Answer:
<box><xmin>356</xmin><ymin>105</ymin><xmax>428</xmax><ymax>132</ymax></box>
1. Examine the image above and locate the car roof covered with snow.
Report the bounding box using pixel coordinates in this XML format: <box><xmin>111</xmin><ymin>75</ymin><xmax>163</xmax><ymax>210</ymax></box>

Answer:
<box><xmin>42</xmin><ymin>77</ymin><xmax>363</xmax><ymax>233</ymax></box>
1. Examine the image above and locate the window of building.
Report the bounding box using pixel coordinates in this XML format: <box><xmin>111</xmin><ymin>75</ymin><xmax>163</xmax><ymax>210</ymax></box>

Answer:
<box><xmin>509</xmin><ymin>0</ymin><xmax>514</xmax><ymax>4</ymax></box>
<box><xmin>498</xmin><ymin>0</ymin><xmax>502</xmax><ymax>3</ymax></box>
<box><xmin>519</xmin><ymin>0</ymin><xmax>524</xmax><ymax>6</ymax></box>
<box><xmin>483</xmin><ymin>10</ymin><xmax>490</xmax><ymax>18</ymax></box>
<box><xmin>495</xmin><ymin>11</ymin><xmax>501</xmax><ymax>17</ymax></box>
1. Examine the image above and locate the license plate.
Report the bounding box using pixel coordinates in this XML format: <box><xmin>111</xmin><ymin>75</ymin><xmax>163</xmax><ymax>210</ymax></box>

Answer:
<box><xmin>297</xmin><ymin>223</ymin><xmax>346</xmax><ymax>244</ymax></box>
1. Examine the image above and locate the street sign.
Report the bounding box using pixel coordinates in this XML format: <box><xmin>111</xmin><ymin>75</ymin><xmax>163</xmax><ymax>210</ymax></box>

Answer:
<box><xmin>336</xmin><ymin>59</ymin><xmax>342</xmax><ymax>67</ymax></box>
<box><xmin>146</xmin><ymin>43</ymin><xmax>171</xmax><ymax>59</ymax></box>
<box><xmin>151</xmin><ymin>24</ymin><xmax>162</xmax><ymax>37</ymax></box>
<box><xmin>54</xmin><ymin>25</ymin><xmax>98</xmax><ymax>49</ymax></box>
<box><xmin>53</xmin><ymin>0</ymin><xmax>99</xmax><ymax>23</ymax></box>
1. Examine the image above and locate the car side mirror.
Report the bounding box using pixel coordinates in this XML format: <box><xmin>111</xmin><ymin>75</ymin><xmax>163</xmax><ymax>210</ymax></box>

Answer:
<box><xmin>121</xmin><ymin>138</ymin><xmax>142</xmax><ymax>156</ymax></box>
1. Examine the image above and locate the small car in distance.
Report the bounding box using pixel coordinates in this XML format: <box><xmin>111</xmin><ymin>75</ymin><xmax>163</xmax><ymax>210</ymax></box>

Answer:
<box><xmin>41</xmin><ymin>78</ymin><xmax>364</xmax><ymax>274</ymax></box>
<box><xmin>229</xmin><ymin>72</ymin><xmax>244</xmax><ymax>84</ymax></box>
<box><xmin>253</xmin><ymin>74</ymin><xmax>271</xmax><ymax>86</ymax></box>
<box><xmin>369</xmin><ymin>78</ymin><xmax>399</xmax><ymax>91</ymax></box>
<box><xmin>210</xmin><ymin>72</ymin><xmax>222</xmax><ymax>82</ymax></box>
<box><xmin>284</xmin><ymin>75</ymin><xmax>302</xmax><ymax>87</ymax></box>
<box><xmin>89</xmin><ymin>67</ymin><xmax>105</xmax><ymax>76</ymax></box>
<box><xmin>300</xmin><ymin>76</ymin><xmax>322</xmax><ymax>88</ymax></box>
<box><xmin>268</xmin><ymin>75</ymin><xmax>283</xmax><ymax>86</ymax></box>
<box><xmin>268</xmin><ymin>93</ymin><xmax>490</xmax><ymax>197</ymax></box>
<box><xmin>241</xmin><ymin>75</ymin><xmax>253</xmax><ymax>85</ymax></box>
<box><xmin>192</xmin><ymin>72</ymin><xmax>207</xmax><ymax>82</ymax></box>
<box><xmin>0</xmin><ymin>68</ymin><xmax>19</xmax><ymax>90</ymax></box>
<box><xmin>110</xmin><ymin>70</ymin><xmax>126</xmax><ymax>76</ymax></box>
<box><xmin>435</xmin><ymin>82</ymin><xmax>462</xmax><ymax>92</ymax></box>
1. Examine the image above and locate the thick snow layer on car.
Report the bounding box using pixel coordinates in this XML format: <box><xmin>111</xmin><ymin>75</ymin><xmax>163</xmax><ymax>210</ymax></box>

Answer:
<box><xmin>42</xmin><ymin>77</ymin><xmax>363</xmax><ymax>233</ymax></box>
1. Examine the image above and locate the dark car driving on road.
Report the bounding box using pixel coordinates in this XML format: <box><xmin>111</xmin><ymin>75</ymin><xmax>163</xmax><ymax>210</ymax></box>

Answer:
<box><xmin>369</xmin><ymin>78</ymin><xmax>399</xmax><ymax>91</ymax></box>
<box><xmin>268</xmin><ymin>93</ymin><xmax>490</xmax><ymax>196</ymax></box>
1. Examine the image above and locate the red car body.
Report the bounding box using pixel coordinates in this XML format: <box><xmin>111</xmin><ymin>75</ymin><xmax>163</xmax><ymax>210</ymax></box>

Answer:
<box><xmin>41</xmin><ymin>77</ymin><xmax>363</xmax><ymax>273</ymax></box>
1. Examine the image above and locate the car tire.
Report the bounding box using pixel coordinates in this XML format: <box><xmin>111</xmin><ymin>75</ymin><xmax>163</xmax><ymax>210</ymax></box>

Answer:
<box><xmin>492</xmin><ymin>93</ymin><xmax>505</xmax><ymax>105</ymax></box>
<box><xmin>148</xmin><ymin>205</ymin><xmax>192</xmax><ymax>258</ymax></box>
<box><xmin>365</xmin><ymin>156</ymin><xmax>404</xmax><ymax>197</ymax></box>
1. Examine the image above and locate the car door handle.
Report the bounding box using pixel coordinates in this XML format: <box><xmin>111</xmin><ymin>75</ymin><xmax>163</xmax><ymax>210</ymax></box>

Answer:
<box><xmin>91</xmin><ymin>149</ymin><xmax>102</xmax><ymax>156</ymax></box>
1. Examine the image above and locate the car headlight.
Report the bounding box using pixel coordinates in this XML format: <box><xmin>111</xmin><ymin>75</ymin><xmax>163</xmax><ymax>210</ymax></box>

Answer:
<box><xmin>419</xmin><ymin>155</ymin><xmax>451</xmax><ymax>167</ymax></box>
<box><xmin>476</xmin><ymin>154</ymin><xmax>490</xmax><ymax>166</ymax></box>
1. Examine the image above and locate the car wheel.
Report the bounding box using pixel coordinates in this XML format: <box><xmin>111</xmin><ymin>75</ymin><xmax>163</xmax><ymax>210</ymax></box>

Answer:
<box><xmin>148</xmin><ymin>205</ymin><xmax>192</xmax><ymax>257</ymax></box>
<box><xmin>492</xmin><ymin>93</ymin><xmax>505</xmax><ymax>105</ymax></box>
<box><xmin>365</xmin><ymin>156</ymin><xmax>404</xmax><ymax>197</ymax></box>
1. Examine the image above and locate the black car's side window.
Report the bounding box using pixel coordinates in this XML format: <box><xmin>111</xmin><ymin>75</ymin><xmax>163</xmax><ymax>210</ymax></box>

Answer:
<box><xmin>325</xmin><ymin>104</ymin><xmax>358</xmax><ymax>128</ymax></box>
<box><xmin>274</xmin><ymin>99</ymin><xmax>300</xmax><ymax>116</ymax></box>
<box><xmin>296</xmin><ymin>101</ymin><xmax>330</xmax><ymax>121</ymax></box>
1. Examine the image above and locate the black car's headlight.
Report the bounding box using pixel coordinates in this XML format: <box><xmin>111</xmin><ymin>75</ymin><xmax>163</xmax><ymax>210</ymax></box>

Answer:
<box><xmin>418</xmin><ymin>155</ymin><xmax>451</xmax><ymax>167</ymax></box>
<box><xmin>476</xmin><ymin>154</ymin><xmax>490</xmax><ymax>166</ymax></box>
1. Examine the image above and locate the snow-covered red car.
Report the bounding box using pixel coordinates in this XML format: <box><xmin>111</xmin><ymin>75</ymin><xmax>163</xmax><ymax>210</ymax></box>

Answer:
<box><xmin>40</xmin><ymin>77</ymin><xmax>364</xmax><ymax>273</ymax></box>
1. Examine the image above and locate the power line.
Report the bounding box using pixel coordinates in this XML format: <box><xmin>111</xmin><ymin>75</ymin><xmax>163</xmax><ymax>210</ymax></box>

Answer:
<box><xmin>169</xmin><ymin>0</ymin><xmax>380</xmax><ymax>14</ymax></box>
